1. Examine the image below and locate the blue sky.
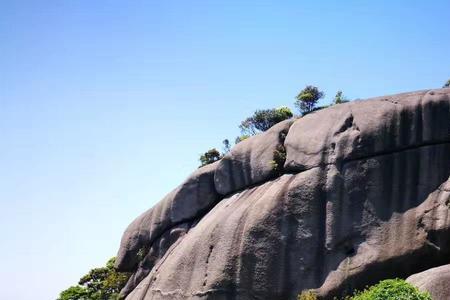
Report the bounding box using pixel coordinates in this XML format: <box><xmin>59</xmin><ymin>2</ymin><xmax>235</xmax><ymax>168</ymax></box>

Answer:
<box><xmin>0</xmin><ymin>1</ymin><xmax>449</xmax><ymax>299</ymax></box>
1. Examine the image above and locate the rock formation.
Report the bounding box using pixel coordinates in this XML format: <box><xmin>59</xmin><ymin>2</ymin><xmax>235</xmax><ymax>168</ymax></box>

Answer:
<box><xmin>407</xmin><ymin>264</ymin><xmax>450</xmax><ymax>300</ymax></box>
<box><xmin>115</xmin><ymin>88</ymin><xmax>450</xmax><ymax>299</ymax></box>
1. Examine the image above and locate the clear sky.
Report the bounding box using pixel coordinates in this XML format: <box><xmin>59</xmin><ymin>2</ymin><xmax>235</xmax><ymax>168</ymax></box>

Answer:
<box><xmin>1</xmin><ymin>1</ymin><xmax>449</xmax><ymax>299</ymax></box>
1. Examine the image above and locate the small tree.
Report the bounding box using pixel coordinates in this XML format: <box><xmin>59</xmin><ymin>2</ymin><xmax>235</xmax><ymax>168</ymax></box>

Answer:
<box><xmin>333</xmin><ymin>90</ymin><xmax>349</xmax><ymax>104</ymax></box>
<box><xmin>57</xmin><ymin>257</ymin><xmax>130</xmax><ymax>300</ymax></box>
<box><xmin>235</xmin><ymin>135</ymin><xmax>250</xmax><ymax>144</ymax></box>
<box><xmin>295</xmin><ymin>86</ymin><xmax>324</xmax><ymax>115</ymax></box>
<box><xmin>199</xmin><ymin>148</ymin><xmax>222</xmax><ymax>167</ymax></box>
<box><xmin>222</xmin><ymin>139</ymin><xmax>231</xmax><ymax>154</ymax></box>
<box><xmin>444</xmin><ymin>79</ymin><xmax>450</xmax><ymax>88</ymax></box>
<box><xmin>57</xmin><ymin>286</ymin><xmax>89</xmax><ymax>300</ymax></box>
<box><xmin>349</xmin><ymin>278</ymin><xmax>431</xmax><ymax>300</ymax></box>
<box><xmin>239</xmin><ymin>107</ymin><xmax>293</xmax><ymax>135</ymax></box>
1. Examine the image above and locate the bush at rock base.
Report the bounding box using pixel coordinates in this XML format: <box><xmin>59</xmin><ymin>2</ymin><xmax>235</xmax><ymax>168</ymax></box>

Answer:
<box><xmin>298</xmin><ymin>290</ymin><xmax>318</xmax><ymax>300</ymax></box>
<box><xmin>345</xmin><ymin>279</ymin><xmax>431</xmax><ymax>300</ymax></box>
<box><xmin>298</xmin><ymin>279</ymin><xmax>431</xmax><ymax>300</ymax></box>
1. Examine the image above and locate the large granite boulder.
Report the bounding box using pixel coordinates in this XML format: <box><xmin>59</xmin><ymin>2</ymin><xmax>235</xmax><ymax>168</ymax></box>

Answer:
<box><xmin>116</xmin><ymin>88</ymin><xmax>450</xmax><ymax>300</ymax></box>
<box><xmin>407</xmin><ymin>264</ymin><xmax>450</xmax><ymax>300</ymax></box>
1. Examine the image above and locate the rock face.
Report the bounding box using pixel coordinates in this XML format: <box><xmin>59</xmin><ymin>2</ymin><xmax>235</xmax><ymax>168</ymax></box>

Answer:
<box><xmin>115</xmin><ymin>161</ymin><xmax>220</xmax><ymax>295</ymax></box>
<box><xmin>116</xmin><ymin>88</ymin><xmax>450</xmax><ymax>300</ymax></box>
<box><xmin>407</xmin><ymin>264</ymin><xmax>450</xmax><ymax>300</ymax></box>
<box><xmin>284</xmin><ymin>89</ymin><xmax>450</xmax><ymax>171</ymax></box>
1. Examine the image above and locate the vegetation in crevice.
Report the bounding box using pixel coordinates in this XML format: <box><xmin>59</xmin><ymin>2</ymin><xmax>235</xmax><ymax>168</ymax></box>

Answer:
<box><xmin>136</xmin><ymin>245</ymin><xmax>149</xmax><ymax>263</ymax></box>
<box><xmin>270</xmin><ymin>128</ymin><xmax>289</xmax><ymax>174</ymax></box>
<box><xmin>199</xmin><ymin>107</ymin><xmax>293</xmax><ymax>167</ymax></box>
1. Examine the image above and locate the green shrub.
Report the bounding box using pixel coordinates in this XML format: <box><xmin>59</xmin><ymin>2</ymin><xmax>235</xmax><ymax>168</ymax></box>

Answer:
<box><xmin>270</xmin><ymin>129</ymin><xmax>289</xmax><ymax>174</ymax></box>
<box><xmin>295</xmin><ymin>85</ymin><xmax>324</xmax><ymax>115</ymax></box>
<box><xmin>239</xmin><ymin>107</ymin><xmax>293</xmax><ymax>135</ymax></box>
<box><xmin>347</xmin><ymin>279</ymin><xmax>431</xmax><ymax>300</ymax></box>
<box><xmin>57</xmin><ymin>257</ymin><xmax>131</xmax><ymax>300</ymax></box>
<box><xmin>271</xmin><ymin>144</ymin><xmax>286</xmax><ymax>173</ymax></box>
<box><xmin>137</xmin><ymin>246</ymin><xmax>149</xmax><ymax>262</ymax></box>
<box><xmin>444</xmin><ymin>79</ymin><xmax>450</xmax><ymax>88</ymax></box>
<box><xmin>333</xmin><ymin>90</ymin><xmax>349</xmax><ymax>104</ymax></box>
<box><xmin>298</xmin><ymin>290</ymin><xmax>318</xmax><ymax>300</ymax></box>
<box><xmin>199</xmin><ymin>148</ymin><xmax>222</xmax><ymax>167</ymax></box>
<box><xmin>235</xmin><ymin>134</ymin><xmax>250</xmax><ymax>144</ymax></box>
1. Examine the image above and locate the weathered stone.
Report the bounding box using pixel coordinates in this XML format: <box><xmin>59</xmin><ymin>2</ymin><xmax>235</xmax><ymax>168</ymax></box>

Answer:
<box><xmin>214</xmin><ymin>119</ymin><xmax>294</xmax><ymax>195</ymax></box>
<box><xmin>116</xmin><ymin>88</ymin><xmax>450</xmax><ymax>300</ymax></box>
<box><xmin>119</xmin><ymin>222</ymin><xmax>193</xmax><ymax>298</ymax></box>
<box><xmin>124</xmin><ymin>144</ymin><xmax>450</xmax><ymax>300</ymax></box>
<box><xmin>115</xmin><ymin>161</ymin><xmax>220</xmax><ymax>273</ymax></box>
<box><xmin>284</xmin><ymin>89</ymin><xmax>450</xmax><ymax>171</ymax></box>
<box><xmin>407</xmin><ymin>264</ymin><xmax>450</xmax><ymax>300</ymax></box>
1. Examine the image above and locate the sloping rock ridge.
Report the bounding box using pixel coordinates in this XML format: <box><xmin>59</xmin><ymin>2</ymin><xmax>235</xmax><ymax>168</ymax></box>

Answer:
<box><xmin>116</xmin><ymin>88</ymin><xmax>450</xmax><ymax>300</ymax></box>
<box><xmin>407</xmin><ymin>264</ymin><xmax>450</xmax><ymax>300</ymax></box>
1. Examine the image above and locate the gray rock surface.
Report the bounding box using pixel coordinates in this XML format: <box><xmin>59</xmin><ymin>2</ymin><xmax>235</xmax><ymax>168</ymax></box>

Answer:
<box><xmin>284</xmin><ymin>89</ymin><xmax>450</xmax><ymax>171</ymax></box>
<box><xmin>407</xmin><ymin>264</ymin><xmax>450</xmax><ymax>300</ymax></box>
<box><xmin>115</xmin><ymin>161</ymin><xmax>220</xmax><ymax>273</ymax></box>
<box><xmin>116</xmin><ymin>88</ymin><xmax>450</xmax><ymax>300</ymax></box>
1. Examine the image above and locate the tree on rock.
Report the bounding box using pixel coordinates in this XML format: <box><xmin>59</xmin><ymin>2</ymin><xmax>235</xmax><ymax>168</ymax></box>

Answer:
<box><xmin>235</xmin><ymin>134</ymin><xmax>250</xmax><ymax>144</ymax></box>
<box><xmin>239</xmin><ymin>107</ymin><xmax>293</xmax><ymax>136</ymax></box>
<box><xmin>444</xmin><ymin>79</ymin><xmax>450</xmax><ymax>88</ymax></box>
<box><xmin>199</xmin><ymin>148</ymin><xmax>222</xmax><ymax>167</ymax></box>
<box><xmin>333</xmin><ymin>90</ymin><xmax>349</xmax><ymax>104</ymax></box>
<box><xmin>199</xmin><ymin>107</ymin><xmax>293</xmax><ymax>167</ymax></box>
<box><xmin>295</xmin><ymin>85</ymin><xmax>324</xmax><ymax>115</ymax></box>
<box><xmin>57</xmin><ymin>257</ymin><xmax>130</xmax><ymax>300</ymax></box>
<box><xmin>222</xmin><ymin>139</ymin><xmax>231</xmax><ymax>154</ymax></box>
<box><xmin>57</xmin><ymin>286</ymin><xmax>89</xmax><ymax>300</ymax></box>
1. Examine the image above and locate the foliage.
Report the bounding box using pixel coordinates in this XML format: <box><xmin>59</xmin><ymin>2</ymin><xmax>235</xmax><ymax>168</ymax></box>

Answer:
<box><xmin>444</xmin><ymin>79</ymin><xmax>450</xmax><ymax>88</ymax></box>
<box><xmin>295</xmin><ymin>86</ymin><xmax>324</xmax><ymax>115</ymax></box>
<box><xmin>199</xmin><ymin>148</ymin><xmax>222</xmax><ymax>167</ymax></box>
<box><xmin>333</xmin><ymin>90</ymin><xmax>349</xmax><ymax>104</ymax></box>
<box><xmin>271</xmin><ymin>144</ymin><xmax>286</xmax><ymax>173</ymax></box>
<box><xmin>239</xmin><ymin>107</ymin><xmax>293</xmax><ymax>135</ymax></box>
<box><xmin>222</xmin><ymin>139</ymin><xmax>231</xmax><ymax>154</ymax></box>
<box><xmin>57</xmin><ymin>257</ymin><xmax>131</xmax><ymax>300</ymax></box>
<box><xmin>199</xmin><ymin>106</ymin><xmax>293</xmax><ymax>167</ymax></box>
<box><xmin>136</xmin><ymin>246</ymin><xmax>148</xmax><ymax>262</ymax></box>
<box><xmin>235</xmin><ymin>134</ymin><xmax>250</xmax><ymax>144</ymax></box>
<box><xmin>298</xmin><ymin>290</ymin><xmax>318</xmax><ymax>300</ymax></box>
<box><xmin>346</xmin><ymin>279</ymin><xmax>431</xmax><ymax>300</ymax></box>
<box><xmin>58</xmin><ymin>286</ymin><xmax>89</xmax><ymax>300</ymax></box>
<box><xmin>270</xmin><ymin>129</ymin><xmax>289</xmax><ymax>174</ymax></box>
